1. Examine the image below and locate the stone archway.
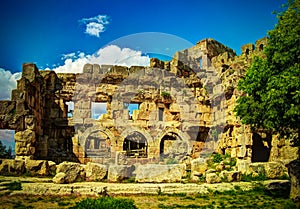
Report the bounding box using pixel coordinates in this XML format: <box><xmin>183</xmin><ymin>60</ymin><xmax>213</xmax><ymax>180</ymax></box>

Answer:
<box><xmin>158</xmin><ymin>127</ymin><xmax>191</xmax><ymax>161</ymax></box>
<box><xmin>123</xmin><ymin>131</ymin><xmax>148</xmax><ymax>158</ymax></box>
<box><xmin>79</xmin><ymin>125</ymin><xmax>115</xmax><ymax>158</ymax></box>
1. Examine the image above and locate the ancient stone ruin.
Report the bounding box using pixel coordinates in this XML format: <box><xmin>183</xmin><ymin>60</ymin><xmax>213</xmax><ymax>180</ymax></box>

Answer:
<box><xmin>0</xmin><ymin>37</ymin><xmax>298</xmax><ymax>169</ymax></box>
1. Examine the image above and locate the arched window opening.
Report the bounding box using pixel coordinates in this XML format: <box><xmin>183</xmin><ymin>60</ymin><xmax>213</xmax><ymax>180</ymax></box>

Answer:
<box><xmin>245</xmin><ymin>49</ymin><xmax>250</xmax><ymax>55</ymax></box>
<box><xmin>160</xmin><ymin>132</ymin><xmax>188</xmax><ymax>161</ymax></box>
<box><xmin>85</xmin><ymin>131</ymin><xmax>111</xmax><ymax>158</ymax></box>
<box><xmin>123</xmin><ymin>132</ymin><xmax>147</xmax><ymax>158</ymax></box>
<box><xmin>259</xmin><ymin>44</ymin><xmax>264</xmax><ymax>51</ymax></box>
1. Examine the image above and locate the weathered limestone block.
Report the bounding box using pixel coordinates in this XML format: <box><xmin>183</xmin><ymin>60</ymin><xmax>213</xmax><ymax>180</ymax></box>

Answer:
<box><xmin>129</xmin><ymin>66</ymin><xmax>145</xmax><ymax>74</ymax></box>
<box><xmin>135</xmin><ymin>164</ymin><xmax>186</xmax><ymax>183</ymax></box>
<box><xmin>107</xmin><ymin>164</ymin><xmax>135</xmax><ymax>182</ymax></box>
<box><xmin>287</xmin><ymin>159</ymin><xmax>300</xmax><ymax>201</ymax></box>
<box><xmin>25</xmin><ymin>115</ymin><xmax>36</xmax><ymax>130</ymax></box>
<box><xmin>247</xmin><ymin>162</ymin><xmax>287</xmax><ymax>179</ymax></box>
<box><xmin>48</xmin><ymin>161</ymin><xmax>57</xmax><ymax>176</ymax></box>
<box><xmin>85</xmin><ymin>162</ymin><xmax>107</xmax><ymax>182</ymax></box>
<box><xmin>269</xmin><ymin>137</ymin><xmax>299</xmax><ymax>162</ymax></box>
<box><xmin>53</xmin><ymin>162</ymin><xmax>86</xmax><ymax>184</ymax></box>
<box><xmin>191</xmin><ymin>158</ymin><xmax>208</xmax><ymax>177</ymax></box>
<box><xmin>73</xmin><ymin>109</ymin><xmax>91</xmax><ymax>119</ymax></box>
<box><xmin>132</xmin><ymin>110</ymin><xmax>139</xmax><ymax>121</ymax></box>
<box><xmin>83</xmin><ymin>63</ymin><xmax>93</xmax><ymax>74</ymax></box>
<box><xmin>215</xmin><ymin>162</ymin><xmax>225</xmax><ymax>172</ymax></box>
<box><xmin>0</xmin><ymin>101</ymin><xmax>16</xmax><ymax>114</ymax></box>
<box><xmin>110</xmin><ymin>66</ymin><xmax>128</xmax><ymax>75</ymax></box>
<box><xmin>0</xmin><ymin>159</ymin><xmax>25</xmax><ymax>175</ymax></box>
<box><xmin>236</xmin><ymin>146</ymin><xmax>247</xmax><ymax>158</ymax></box>
<box><xmin>219</xmin><ymin>170</ymin><xmax>241</xmax><ymax>182</ymax></box>
<box><xmin>22</xmin><ymin>63</ymin><xmax>40</xmax><ymax>82</ymax></box>
<box><xmin>53</xmin><ymin>172</ymin><xmax>67</xmax><ymax>184</ymax></box>
<box><xmin>150</xmin><ymin>58</ymin><xmax>165</xmax><ymax>69</ymax></box>
<box><xmin>264</xmin><ymin>180</ymin><xmax>291</xmax><ymax>199</ymax></box>
<box><xmin>237</xmin><ymin>134</ymin><xmax>252</xmax><ymax>146</ymax></box>
<box><xmin>14</xmin><ymin>129</ymin><xmax>36</xmax><ymax>156</ymax></box>
<box><xmin>236</xmin><ymin>159</ymin><xmax>251</xmax><ymax>174</ymax></box>
<box><xmin>206</xmin><ymin>173</ymin><xmax>221</xmax><ymax>184</ymax></box>
<box><xmin>25</xmin><ymin>160</ymin><xmax>49</xmax><ymax>176</ymax></box>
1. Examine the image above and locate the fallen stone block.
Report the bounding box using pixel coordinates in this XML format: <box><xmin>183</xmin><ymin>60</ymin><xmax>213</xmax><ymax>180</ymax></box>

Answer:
<box><xmin>206</xmin><ymin>173</ymin><xmax>221</xmax><ymax>184</ymax></box>
<box><xmin>85</xmin><ymin>162</ymin><xmax>107</xmax><ymax>182</ymax></box>
<box><xmin>53</xmin><ymin>161</ymin><xmax>86</xmax><ymax>184</ymax></box>
<box><xmin>107</xmin><ymin>164</ymin><xmax>135</xmax><ymax>182</ymax></box>
<box><xmin>25</xmin><ymin>160</ymin><xmax>49</xmax><ymax>176</ymax></box>
<box><xmin>219</xmin><ymin>170</ymin><xmax>241</xmax><ymax>182</ymax></box>
<box><xmin>135</xmin><ymin>164</ymin><xmax>186</xmax><ymax>183</ymax></box>
<box><xmin>0</xmin><ymin>159</ymin><xmax>25</xmax><ymax>175</ymax></box>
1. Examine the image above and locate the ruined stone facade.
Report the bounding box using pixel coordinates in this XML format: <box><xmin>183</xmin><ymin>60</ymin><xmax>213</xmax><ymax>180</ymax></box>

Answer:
<box><xmin>0</xmin><ymin>38</ymin><xmax>298</xmax><ymax>165</ymax></box>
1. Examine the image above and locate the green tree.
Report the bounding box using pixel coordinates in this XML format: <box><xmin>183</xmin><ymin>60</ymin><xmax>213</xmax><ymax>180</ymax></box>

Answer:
<box><xmin>0</xmin><ymin>140</ymin><xmax>13</xmax><ymax>159</ymax></box>
<box><xmin>234</xmin><ymin>0</ymin><xmax>300</xmax><ymax>144</ymax></box>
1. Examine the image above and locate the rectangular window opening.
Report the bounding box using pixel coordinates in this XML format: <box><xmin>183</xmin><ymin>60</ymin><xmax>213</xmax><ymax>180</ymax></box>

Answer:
<box><xmin>91</xmin><ymin>102</ymin><xmax>107</xmax><ymax>119</ymax></box>
<box><xmin>66</xmin><ymin>101</ymin><xmax>74</xmax><ymax>118</ymax></box>
<box><xmin>158</xmin><ymin>108</ymin><xmax>164</xmax><ymax>121</ymax></box>
<box><xmin>127</xmin><ymin>103</ymin><xmax>139</xmax><ymax>120</ymax></box>
<box><xmin>199</xmin><ymin>57</ymin><xmax>203</xmax><ymax>69</ymax></box>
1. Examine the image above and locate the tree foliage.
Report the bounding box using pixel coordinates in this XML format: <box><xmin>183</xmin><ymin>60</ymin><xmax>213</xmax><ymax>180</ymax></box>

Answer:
<box><xmin>234</xmin><ymin>0</ymin><xmax>300</xmax><ymax>141</ymax></box>
<box><xmin>0</xmin><ymin>140</ymin><xmax>13</xmax><ymax>159</ymax></box>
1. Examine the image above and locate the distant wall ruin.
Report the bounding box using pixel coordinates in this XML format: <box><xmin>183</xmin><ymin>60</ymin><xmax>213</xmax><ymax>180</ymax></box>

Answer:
<box><xmin>0</xmin><ymin>37</ymin><xmax>298</xmax><ymax>165</ymax></box>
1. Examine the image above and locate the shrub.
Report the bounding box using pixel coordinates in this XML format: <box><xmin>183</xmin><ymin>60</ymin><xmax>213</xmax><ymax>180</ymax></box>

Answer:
<box><xmin>3</xmin><ymin>181</ymin><xmax>22</xmax><ymax>191</ymax></box>
<box><xmin>70</xmin><ymin>197</ymin><xmax>138</xmax><ymax>209</ymax></box>
<box><xmin>166</xmin><ymin>158</ymin><xmax>178</xmax><ymax>164</ymax></box>
<box><xmin>241</xmin><ymin>173</ymin><xmax>267</xmax><ymax>182</ymax></box>
<box><xmin>161</xmin><ymin>91</ymin><xmax>171</xmax><ymax>99</ymax></box>
<box><xmin>212</xmin><ymin>153</ymin><xmax>222</xmax><ymax>163</ymax></box>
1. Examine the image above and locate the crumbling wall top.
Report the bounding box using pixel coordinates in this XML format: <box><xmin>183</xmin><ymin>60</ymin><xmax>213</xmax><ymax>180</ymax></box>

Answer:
<box><xmin>195</xmin><ymin>38</ymin><xmax>236</xmax><ymax>59</ymax></box>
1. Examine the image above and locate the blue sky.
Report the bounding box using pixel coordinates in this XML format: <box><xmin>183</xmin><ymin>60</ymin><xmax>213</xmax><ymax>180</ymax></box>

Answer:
<box><xmin>0</xmin><ymin>0</ymin><xmax>286</xmax><ymax>73</ymax></box>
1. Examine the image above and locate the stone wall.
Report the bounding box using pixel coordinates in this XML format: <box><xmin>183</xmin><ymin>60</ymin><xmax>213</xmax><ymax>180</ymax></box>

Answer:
<box><xmin>0</xmin><ymin>37</ymin><xmax>297</xmax><ymax>165</ymax></box>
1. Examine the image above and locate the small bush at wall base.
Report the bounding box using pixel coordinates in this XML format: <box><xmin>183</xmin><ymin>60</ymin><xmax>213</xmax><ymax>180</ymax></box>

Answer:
<box><xmin>3</xmin><ymin>181</ymin><xmax>22</xmax><ymax>191</ymax></box>
<box><xmin>241</xmin><ymin>173</ymin><xmax>267</xmax><ymax>182</ymax></box>
<box><xmin>212</xmin><ymin>153</ymin><xmax>222</xmax><ymax>163</ymax></box>
<box><xmin>166</xmin><ymin>158</ymin><xmax>178</xmax><ymax>164</ymax></box>
<box><xmin>69</xmin><ymin>197</ymin><xmax>138</xmax><ymax>209</ymax></box>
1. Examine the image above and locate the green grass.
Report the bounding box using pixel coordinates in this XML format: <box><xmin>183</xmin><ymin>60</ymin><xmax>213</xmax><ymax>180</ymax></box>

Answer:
<box><xmin>122</xmin><ymin>177</ymin><xmax>136</xmax><ymax>183</ymax></box>
<box><xmin>0</xmin><ymin>183</ymin><xmax>299</xmax><ymax>209</ymax></box>
<box><xmin>70</xmin><ymin>197</ymin><xmax>138</xmax><ymax>209</ymax></box>
<box><xmin>165</xmin><ymin>158</ymin><xmax>178</xmax><ymax>164</ymax></box>
<box><xmin>241</xmin><ymin>173</ymin><xmax>267</xmax><ymax>182</ymax></box>
<box><xmin>3</xmin><ymin>181</ymin><xmax>22</xmax><ymax>191</ymax></box>
<box><xmin>12</xmin><ymin>201</ymin><xmax>34</xmax><ymax>209</ymax></box>
<box><xmin>212</xmin><ymin>153</ymin><xmax>223</xmax><ymax>163</ymax></box>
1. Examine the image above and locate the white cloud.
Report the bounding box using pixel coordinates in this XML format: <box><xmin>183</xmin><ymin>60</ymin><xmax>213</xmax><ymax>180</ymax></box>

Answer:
<box><xmin>79</xmin><ymin>15</ymin><xmax>110</xmax><ymax>38</ymax></box>
<box><xmin>0</xmin><ymin>68</ymin><xmax>21</xmax><ymax>100</ymax></box>
<box><xmin>45</xmin><ymin>45</ymin><xmax>150</xmax><ymax>73</ymax></box>
<box><xmin>61</xmin><ymin>52</ymin><xmax>76</xmax><ymax>60</ymax></box>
